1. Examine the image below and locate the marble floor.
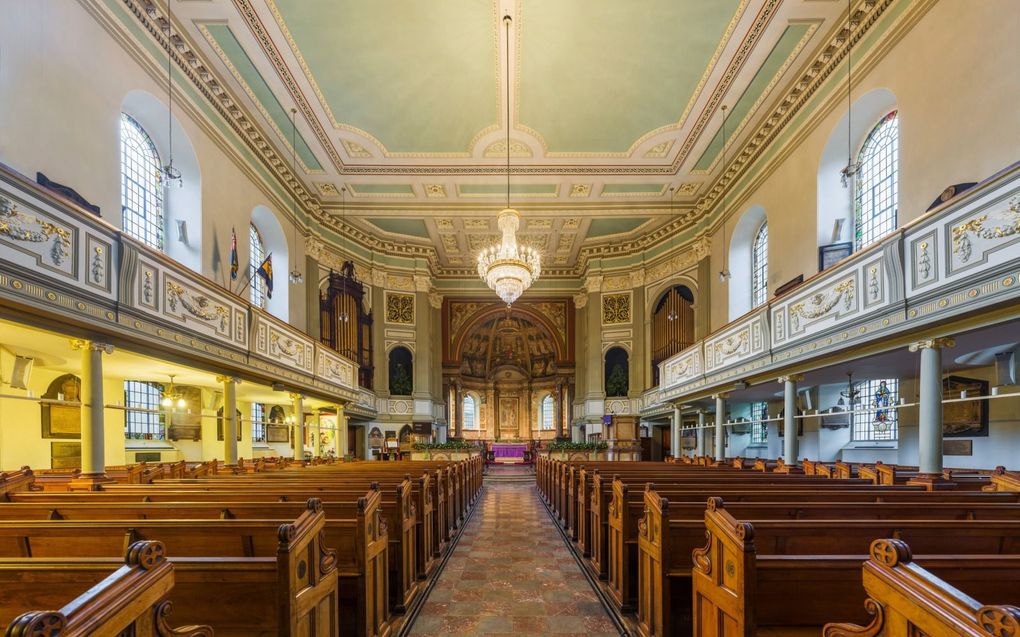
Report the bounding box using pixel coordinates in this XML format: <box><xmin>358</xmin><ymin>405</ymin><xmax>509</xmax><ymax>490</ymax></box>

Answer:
<box><xmin>406</xmin><ymin>479</ymin><xmax>620</xmax><ymax>636</ymax></box>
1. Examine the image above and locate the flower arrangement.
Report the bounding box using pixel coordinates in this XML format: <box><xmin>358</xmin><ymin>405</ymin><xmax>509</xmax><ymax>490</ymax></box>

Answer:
<box><xmin>412</xmin><ymin>440</ymin><xmax>478</xmax><ymax>451</ymax></box>
<box><xmin>547</xmin><ymin>441</ymin><xmax>608</xmax><ymax>452</ymax></box>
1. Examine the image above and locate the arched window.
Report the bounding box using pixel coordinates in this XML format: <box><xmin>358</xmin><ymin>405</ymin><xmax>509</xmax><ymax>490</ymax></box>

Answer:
<box><xmin>855</xmin><ymin>111</ymin><xmax>898</xmax><ymax>250</ymax></box>
<box><xmin>251</xmin><ymin>402</ymin><xmax>266</xmax><ymax>443</ymax></box>
<box><xmin>727</xmin><ymin>205</ymin><xmax>767</xmax><ymax>321</ymax></box>
<box><xmin>751</xmin><ymin>222</ymin><xmax>768</xmax><ymax>308</ymax></box>
<box><xmin>120</xmin><ymin>114</ymin><xmax>164</xmax><ymax>250</ymax></box>
<box><xmin>388</xmin><ymin>346</ymin><xmax>413</xmax><ymax>396</ymax></box>
<box><xmin>540</xmin><ymin>394</ymin><xmax>554</xmax><ymax>430</ymax></box>
<box><xmin>462</xmin><ymin>394</ymin><xmax>478</xmax><ymax>430</ymax></box>
<box><xmin>750</xmin><ymin>401</ymin><xmax>768</xmax><ymax>445</ymax></box>
<box><xmin>249</xmin><ymin>223</ymin><xmax>267</xmax><ymax>309</ymax></box>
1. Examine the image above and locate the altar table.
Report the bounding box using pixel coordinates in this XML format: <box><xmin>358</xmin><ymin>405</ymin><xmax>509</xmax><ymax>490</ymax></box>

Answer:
<box><xmin>491</xmin><ymin>443</ymin><xmax>528</xmax><ymax>464</ymax></box>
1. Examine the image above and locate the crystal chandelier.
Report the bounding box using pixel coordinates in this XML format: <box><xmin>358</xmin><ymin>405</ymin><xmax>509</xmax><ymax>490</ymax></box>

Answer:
<box><xmin>477</xmin><ymin>14</ymin><xmax>540</xmax><ymax>307</ymax></box>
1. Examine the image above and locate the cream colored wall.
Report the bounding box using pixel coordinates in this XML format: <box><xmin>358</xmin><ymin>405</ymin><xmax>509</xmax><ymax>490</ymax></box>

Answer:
<box><xmin>0</xmin><ymin>1</ymin><xmax>309</xmax><ymax>329</ymax></box>
<box><xmin>708</xmin><ymin>1</ymin><xmax>1020</xmax><ymax>329</ymax></box>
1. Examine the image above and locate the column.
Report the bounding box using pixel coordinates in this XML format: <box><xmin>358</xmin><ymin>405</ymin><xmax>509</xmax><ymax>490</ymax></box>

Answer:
<box><xmin>454</xmin><ymin>382</ymin><xmax>464</xmax><ymax>439</ymax></box>
<box><xmin>69</xmin><ymin>340</ymin><xmax>113</xmax><ymax>488</ymax></box>
<box><xmin>290</xmin><ymin>393</ymin><xmax>305</xmax><ymax>462</ymax></box>
<box><xmin>337</xmin><ymin>403</ymin><xmax>349</xmax><ymax>459</ymax></box>
<box><xmin>554</xmin><ymin>379</ymin><xmax>565</xmax><ymax>439</ymax></box>
<box><xmin>218</xmin><ymin>376</ymin><xmax>240</xmax><ymax>466</ymax></box>
<box><xmin>311</xmin><ymin>410</ymin><xmax>322</xmax><ymax>459</ymax></box>
<box><xmin>696</xmin><ymin>409</ymin><xmax>707</xmax><ymax>457</ymax></box>
<box><xmin>713</xmin><ymin>393</ymin><xmax>728</xmax><ymax>462</ymax></box>
<box><xmin>671</xmin><ymin>405</ymin><xmax>681</xmax><ymax>458</ymax></box>
<box><xmin>583</xmin><ymin>277</ymin><xmax>603</xmax><ymax>403</ymax></box>
<box><xmin>910</xmin><ymin>338</ymin><xmax>955</xmax><ymax>479</ymax></box>
<box><xmin>779</xmin><ymin>374</ymin><xmax>804</xmax><ymax>466</ymax></box>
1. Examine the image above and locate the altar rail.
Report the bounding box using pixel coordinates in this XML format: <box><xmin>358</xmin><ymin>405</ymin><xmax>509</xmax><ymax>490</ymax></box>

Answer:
<box><xmin>0</xmin><ymin>164</ymin><xmax>362</xmax><ymax>406</ymax></box>
<box><xmin>654</xmin><ymin>160</ymin><xmax>1020</xmax><ymax>405</ymax></box>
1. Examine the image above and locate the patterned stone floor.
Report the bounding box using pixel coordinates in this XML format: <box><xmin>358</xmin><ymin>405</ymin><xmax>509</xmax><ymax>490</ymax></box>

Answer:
<box><xmin>406</xmin><ymin>479</ymin><xmax>620</xmax><ymax>636</ymax></box>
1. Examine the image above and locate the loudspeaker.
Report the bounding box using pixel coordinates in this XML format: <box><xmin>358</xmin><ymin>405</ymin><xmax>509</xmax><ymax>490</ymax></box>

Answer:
<box><xmin>9</xmin><ymin>356</ymin><xmax>33</xmax><ymax>390</ymax></box>
<box><xmin>176</xmin><ymin>220</ymin><xmax>188</xmax><ymax>245</ymax></box>
<box><xmin>995</xmin><ymin>351</ymin><xmax>1016</xmax><ymax>386</ymax></box>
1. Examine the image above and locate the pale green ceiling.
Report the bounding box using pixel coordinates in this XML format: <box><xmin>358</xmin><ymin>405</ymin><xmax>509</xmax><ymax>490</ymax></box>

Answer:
<box><xmin>272</xmin><ymin>0</ymin><xmax>497</xmax><ymax>154</ymax></box>
<box><xmin>366</xmin><ymin>218</ymin><xmax>430</xmax><ymax>238</ymax></box>
<box><xmin>205</xmin><ymin>24</ymin><xmax>322</xmax><ymax>170</ymax></box>
<box><xmin>458</xmin><ymin>183</ymin><xmax>559</xmax><ymax>197</ymax></box>
<box><xmin>519</xmin><ymin>0</ymin><xmax>741</xmax><ymax>153</ymax></box>
<box><xmin>694</xmin><ymin>23</ymin><xmax>811</xmax><ymax>171</ymax></box>
<box><xmin>588</xmin><ymin>217</ymin><xmax>650</xmax><ymax>238</ymax></box>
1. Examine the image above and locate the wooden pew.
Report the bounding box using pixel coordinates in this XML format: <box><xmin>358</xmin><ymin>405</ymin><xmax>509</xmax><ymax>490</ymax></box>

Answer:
<box><xmin>2</xmin><ymin>540</ymin><xmax>211</xmax><ymax>637</ymax></box>
<box><xmin>823</xmin><ymin>538</ymin><xmax>1020</xmax><ymax>637</ymax></box>
<box><xmin>688</xmin><ymin>498</ymin><xmax>1020</xmax><ymax>636</ymax></box>
<box><xmin>1</xmin><ymin>500</ymin><xmax>339</xmax><ymax>636</ymax></box>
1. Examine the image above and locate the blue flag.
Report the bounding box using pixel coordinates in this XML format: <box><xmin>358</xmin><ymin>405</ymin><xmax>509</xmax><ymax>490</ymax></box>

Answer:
<box><xmin>256</xmin><ymin>253</ymin><xmax>273</xmax><ymax>299</ymax></box>
<box><xmin>229</xmin><ymin>227</ymin><xmax>239</xmax><ymax>280</ymax></box>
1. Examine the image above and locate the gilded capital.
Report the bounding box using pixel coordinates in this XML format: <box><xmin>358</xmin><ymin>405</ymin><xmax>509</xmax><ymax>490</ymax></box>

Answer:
<box><xmin>572</xmin><ymin>292</ymin><xmax>588</xmax><ymax>309</ymax></box>
<box><xmin>778</xmin><ymin>374</ymin><xmax>805</xmax><ymax>384</ymax></box>
<box><xmin>215</xmin><ymin>375</ymin><xmax>242</xmax><ymax>385</ymax></box>
<box><xmin>908</xmin><ymin>337</ymin><xmax>956</xmax><ymax>352</ymax></box>
<box><xmin>427</xmin><ymin>289</ymin><xmax>443</xmax><ymax>309</ymax></box>
<box><xmin>712</xmin><ymin>392</ymin><xmax>730</xmax><ymax>400</ymax></box>
<box><xmin>413</xmin><ymin>273</ymin><xmax>431</xmax><ymax>292</ymax></box>
<box><xmin>584</xmin><ymin>275</ymin><xmax>603</xmax><ymax>293</ymax></box>
<box><xmin>288</xmin><ymin>392</ymin><xmax>304</xmax><ymax>401</ymax></box>
<box><xmin>69</xmin><ymin>339</ymin><xmax>114</xmax><ymax>354</ymax></box>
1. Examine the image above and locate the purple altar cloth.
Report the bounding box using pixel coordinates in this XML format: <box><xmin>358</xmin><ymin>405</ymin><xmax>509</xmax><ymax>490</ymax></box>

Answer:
<box><xmin>492</xmin><ymin>444</ymin><xmax>527</xmax><ymax>458</ymax></box>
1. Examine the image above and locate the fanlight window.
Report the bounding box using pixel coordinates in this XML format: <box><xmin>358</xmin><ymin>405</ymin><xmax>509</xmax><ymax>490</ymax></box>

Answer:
<box><xmin>751</xmin><ymin>222</ymin><xmax>768</xmax><ymax>308</ymax></box>
<box><xmin>250</xmin><ymin>223</ymin><xmax>267</xmax><ymax>309</ymax></box>
<box><xmin>463</xmin><ymin>394</ymin><xmax>478</xmax><ymax>430</ymax></box>
<box><xmin>855</xmin><ymin>111</ymin><xmax>899</xmax><ymax>250</ymax></box>
<box><xmin>124</xmin><ymin>380</ymin><xmax>165</xmax><ymax>440</ymax></box>
<box><xmin>853</xmin><ymin>379</ymin><xmax>899</xmax><ymax>441</ymax></box>
<box><xmin>120</xmin><ymin>114</ymin><xmax>164</xmax><ymax>250</ymax></box>
<box><xmin>540</xmin><ymin>394</ymin><xmax>554</xmax><ymax>430</ymax></box>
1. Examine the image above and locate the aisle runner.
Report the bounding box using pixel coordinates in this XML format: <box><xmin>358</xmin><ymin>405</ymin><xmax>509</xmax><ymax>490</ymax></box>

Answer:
<box><xmin>407</xmin><ymin>481</ymin><xmax>619</xmax><ymax>636</ymax></box>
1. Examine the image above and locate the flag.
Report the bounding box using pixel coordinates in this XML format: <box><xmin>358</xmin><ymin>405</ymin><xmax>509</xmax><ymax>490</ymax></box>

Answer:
<box><xmin>229</xmin><ymin>227</ymin><xmax>239</xmax><ymax>280</ymax></box>
<box><xmin>256</xmin><ymin>253</ymin><xmax>274</xmax><ymax>299</ymax></box>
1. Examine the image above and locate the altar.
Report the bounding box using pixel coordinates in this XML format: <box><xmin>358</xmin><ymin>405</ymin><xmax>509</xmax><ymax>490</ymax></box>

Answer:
<box><xmin>490</xmin><ymin>442</ymin><xmax>528</xmax><ymax>464</ymax></box>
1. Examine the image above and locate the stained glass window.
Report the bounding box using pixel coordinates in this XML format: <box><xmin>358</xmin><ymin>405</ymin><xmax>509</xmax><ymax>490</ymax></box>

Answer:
<box><xmin>250</xmin><ymin>223</ymin><xmax>267</xmax><ymax>309</ymax></box>
<box><xmin>120</xmin><ymin>114</ymin><xmax>164</xmax><ymax>250</ymax></box>
<box><xmin>750</xmin><ymin>401</ymin><xmax>769</xmax><ymax>445</ymax></box>
<box><xmin>751</xmin><ymin>222</ymin><xmax>768</xmax><ymax>308</ymax></box>
<box><xmin>251</xmin><ymin>403</ymin><xmax>266</xmax><ymax>443</ymax></box>
<box><xmin>124</xmin><ymin>380</ymin><xmax>165</xmax><ymax>440</ymax></box>
<box><xmin>541</xmin><ymin>394</ymin><xmax>554</xmax><ymax>430</ymax></box>
<box><xmin>853</xmin><ymin>379</ymin><xmax>899</xmax><ymax>441</ymax></box>
<box><xmin>855</xmin><ymin>111</ymin><xmax>899</xmax><ymax>251</ymax></box>
<box><xmin>463</xmin><ymin>395</ymin><xmax>478</xmax><ymax>430</ymax></box>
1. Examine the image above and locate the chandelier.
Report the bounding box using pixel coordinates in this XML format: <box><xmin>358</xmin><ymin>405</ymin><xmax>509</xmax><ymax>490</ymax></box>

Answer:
<box><xmin>477</xmin><ymin>14</ymin><xmax>540</xmax><ymax>307</ymax></box>
<box><xmin>160</xmin><ymin>374</ymin><xmax>186</xmax><ymax>410</ymax></box>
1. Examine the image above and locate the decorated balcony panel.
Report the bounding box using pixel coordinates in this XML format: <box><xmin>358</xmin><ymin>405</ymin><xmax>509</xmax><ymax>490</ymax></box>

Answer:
<box><xmin>123</xmin><ymin>243</ymin><xmax>248</xmax><ymax>351</ymax></box>
<box><xmin>604</xmin><ymin>397</ymin><xmax>638</xmax><ymax>416</ymax></box>
<box><xmin>770</xmin><ymin>236</ymin><xmax>905</xmax><ymax>364</ymax></box>
<box><xmin>0</xmin><ymin>178</ymin><xmax>118</xmax><ymax>308</ymax></box>
<box><xmin>702</xmin><ymin>309</ymin><xmax>770</xmax><ymax>381</ymax></box>
<box><xmin>250</xmin><ymin>309</ymin><xmax>315</xmax><ymax>376</ymax></box>
<box><xmin>661</xmin><ymin>343</ymin><xmax>703</xmax><ymax>387</ymax></box>
<box><xmin>315</xmin><ymin>344</ymin><xmax>356</xmax><ymax>389</ymax></box>
<box><xmin>905</xmin><ymin>166</ymin><xmax>1020</xmax><ymax>320</ymax></box>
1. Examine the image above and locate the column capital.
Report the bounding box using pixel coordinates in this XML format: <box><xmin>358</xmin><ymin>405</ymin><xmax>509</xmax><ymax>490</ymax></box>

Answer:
<box><xmin>712</xmin><ymin>392</ymin><xmax>730</xmax><ymax>400</ymax></box>
<box><xmin>288</xmin><ymin>392</ymin><xmax>304</xmax><ymax>400</ymax></box>
<box><xmin>572</xmin><ymin>291</ymin><xmax>588</xmax><ymax>309</ymax></box>
<box><xmin>427</xmin><ymin>289</ymin><xmax>444</xmax><ymax>309</ymax></box>
<box><xmin>215</xmin><ymin>375</ymin><xmax>242</xmax><ymax>385</ymax></box>
<box><xmin>909</xmin><ymin>337</ymin><xmax>956</xmax><ymax>352</ymax></box>
<box><xmin>778</xmin><ymin>374</ymin><xmax>805</xmax><ymax>383</ymax></box>
<box><xmin>335</xmin><ymin>402</ymin><xmax>346</xmax><ymax>414</ymax></box>
<box><xmin>69</xmin><ymin>339</ymin><xmax>114</xmax><ymax>354</ymax></box>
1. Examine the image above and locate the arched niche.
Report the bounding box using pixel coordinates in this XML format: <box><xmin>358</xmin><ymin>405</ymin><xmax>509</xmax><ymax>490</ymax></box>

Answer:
<box><xmin>388</xmin><ymin>346</ymin><xmax>414</xmax><ymax>396</ymax></box>
<box><xmin>728</xmin><ymin>205</ymin><xmax>767</xmax><ymax>321</ymax></box>
<box><xmin>604</xmin><ymin>346</ymin><xmax>630</xmax><ymax>397</ymax></box>
<box><xmin>817</xmin><ymin>88</ymin><xmax>898</xmax><ymax>257</ymax></box>
<box><xmin>121</xmin><ymin>90</ymin><xmax>201</xmax><ymax>272</ymax></box>
<box><xmin>251</xmin><ymin>204</ymin><xmax>290</xmax><ymax>321</ymax></box>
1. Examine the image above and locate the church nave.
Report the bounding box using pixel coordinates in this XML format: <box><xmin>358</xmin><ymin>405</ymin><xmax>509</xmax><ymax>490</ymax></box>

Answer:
<box><xmin>407</xmin><ymin>477</ymin><xmax>620</xmax><ymax>637</ymax></box>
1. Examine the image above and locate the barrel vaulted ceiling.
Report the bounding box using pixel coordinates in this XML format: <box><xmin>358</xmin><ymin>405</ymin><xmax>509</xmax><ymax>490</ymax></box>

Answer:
<box><xmin>115</xmin><ymin>0</ymin><xmax>887</xmax><ymax>272</ymax></box>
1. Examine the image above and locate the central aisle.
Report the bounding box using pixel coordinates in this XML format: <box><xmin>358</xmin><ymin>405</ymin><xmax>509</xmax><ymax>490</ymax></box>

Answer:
<box><xmin>407</xmin><ymin>477</ymin><xmax>620</xmax><ymax>636</ymax></box>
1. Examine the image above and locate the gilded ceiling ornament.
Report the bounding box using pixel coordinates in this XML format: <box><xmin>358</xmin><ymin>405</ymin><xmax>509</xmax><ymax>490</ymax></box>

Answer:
<box><xmin>569</xmin><ymin>184</ymin><xmax>591</xmax><ymax>198</ymax></box>
<box><xmin>342</xmin><ymin>139</ymin><xmax>372</xmax><ymax>158</ymax></box>
<box><xmin>386</xmin><ymin>293</ymin><xmax>415</xmax><ymax>324</ymax></box>
<box><xmin>435</xmin><ymin>218</ymin><xmax>455</xmax><ymax>230</ymax></box>
<box><xmin>316</xmin><ymin>183</ymin><xmax>340</xmax><ymax>197</ymax></box>
<box><xmin>644</xmin><ymin>140</ymin><xmax>674</xmax><ymax>158</ymax></box>
<box><xmin>464</xmin><ymin>219</ymin><xmax>490</xmax><ymax>230</ymax></box>
<box><xmin>441</xmin><ymin>234</ymin><xmax>459</xmax><ymax>253</ymax></box>
<box><xmin>425</xmin><ymin>184</ymin><xmax>447</xmax><ymax>198</ymax></box>
<box><xmin>677</xmin><ymin>182</ymin><xmax>700</xmax><ymax>195</ymax></box>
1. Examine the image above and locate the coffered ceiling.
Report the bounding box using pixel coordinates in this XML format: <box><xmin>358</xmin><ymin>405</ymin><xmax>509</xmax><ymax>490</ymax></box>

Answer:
<box><xmin>122</xmin><ymin>0</ymin><xmax>866</xmax><ymax>270</ymax></box>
